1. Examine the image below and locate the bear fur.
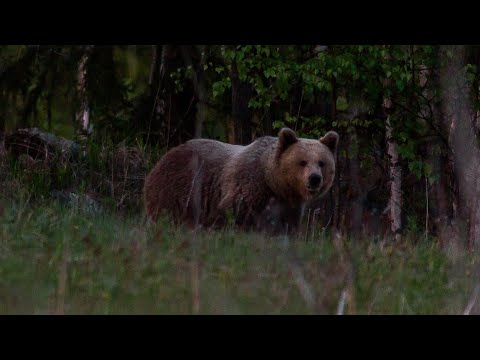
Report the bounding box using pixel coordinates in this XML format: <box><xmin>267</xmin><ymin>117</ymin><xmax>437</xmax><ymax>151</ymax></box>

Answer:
<box><xmin>143</xmin><ymin>128</ymin><xmax>339</xmax><ymax>233</ymax></box>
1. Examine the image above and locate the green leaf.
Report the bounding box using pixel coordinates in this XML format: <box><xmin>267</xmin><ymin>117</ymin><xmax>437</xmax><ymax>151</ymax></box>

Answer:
<box><xmin>272</xmin><ymin>120</ymin><xmax>285</xmax><ymax>129</ymax></box>
<box><xmin>336</xmin><ymin>96</ymin><xmax>348</xmax><ymax>111</ymax></box>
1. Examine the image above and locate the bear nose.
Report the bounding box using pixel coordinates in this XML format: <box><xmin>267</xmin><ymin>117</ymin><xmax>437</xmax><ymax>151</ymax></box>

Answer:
<box><xmin>308</xmin><ymin>173</ymin><xmax>322</xmax><ymax>188</ymax></box>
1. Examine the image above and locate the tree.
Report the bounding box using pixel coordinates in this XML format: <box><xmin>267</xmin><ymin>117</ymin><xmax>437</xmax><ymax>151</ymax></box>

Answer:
<box><xmin>75</xmin><ymin>45</ymin><xmax>94</xmax><ymax>142</ymax></box>
<box><xmin>440</xmin><ymin>45</ymin><xmax>480</xmax><ymax>250</ymax></box>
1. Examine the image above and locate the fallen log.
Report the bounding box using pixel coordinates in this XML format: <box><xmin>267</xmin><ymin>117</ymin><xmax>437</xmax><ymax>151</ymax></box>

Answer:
<box><xmin>4</xmin><ymin>127</ymin><xmax>81</xmax><ymax>162</ymax></box>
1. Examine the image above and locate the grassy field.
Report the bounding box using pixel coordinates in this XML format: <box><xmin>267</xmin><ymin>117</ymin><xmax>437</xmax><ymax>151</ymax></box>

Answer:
<box><xmin>1</xmin><ymin>196</ymin><xmax>478</xmax><ymax>315</ymax></box>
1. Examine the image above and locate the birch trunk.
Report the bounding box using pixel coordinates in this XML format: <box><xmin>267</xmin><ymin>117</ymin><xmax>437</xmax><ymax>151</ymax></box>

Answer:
<box><xmin>384</xmin><ymin>97</ymin><xmax>402</xmax><ymax>241</ymax></box>
<box><xmin>75</xmin><ymin>45</ymin><xmax>94</xmax><ymax>140</ymax></box>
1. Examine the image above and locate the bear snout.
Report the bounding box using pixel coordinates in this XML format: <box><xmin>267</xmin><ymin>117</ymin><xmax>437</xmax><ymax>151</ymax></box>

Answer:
<box><xmin>308</xmin><ymin>173</ymin><xmax>323</xmax><ymax>189</ymax></box>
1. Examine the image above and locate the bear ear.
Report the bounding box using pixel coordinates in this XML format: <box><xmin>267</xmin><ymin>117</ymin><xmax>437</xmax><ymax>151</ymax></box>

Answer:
<box><xmin>319</xmin><ymin>131</ymin><xmax>339</xmax><ymax>155</ymax></box>
<box><xmin>278</xmin><ymin>128</ymin><xmax>298</xmax><ymax>151</ymax></box>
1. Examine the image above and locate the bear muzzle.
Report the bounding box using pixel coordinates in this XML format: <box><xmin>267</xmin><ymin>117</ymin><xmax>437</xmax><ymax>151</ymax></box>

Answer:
<box><xmin>307</xmin><ymin>173</ymin><xmax>323</xmax><ymax>194</ymax></box>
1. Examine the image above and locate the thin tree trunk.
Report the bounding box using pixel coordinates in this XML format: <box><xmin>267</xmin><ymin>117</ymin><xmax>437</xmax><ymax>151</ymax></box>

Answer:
<box><xmin>75</xmin><ymin>45</ymin><xmax>94</xmax><ymax>141</ymax></box>
<box><xmin>148</xmin><ymin>45</ymin><xmax>161</xmax><ymax>89</ymax></box>
<box><xmin>431</xmin><ymin>140</ymin><xmax>454</xmax><ymax>246</ymax></box>
<box><xmin>144</xmin><ymin>44</ymin><xmax>172</xmax><ymax>145</ymax></box>
<box><xmin>231</xmin><ymin>59</ymin><xmax>253</xmax><ymax>145</ymax></box>
<box><xmin>263</xmin><ymin>109</ymin><xmax>273</xmax><ymax>136</ymax></box>
<box><xmin>383</xmin><ymin>48</ymin><xmax>402</xmax><ymax>241</ymax></box>
<box><xmin>148</xmin><ymin>44</ymin><xmax>171</xmax><ymax>99</ymax></box>
<box><xmin>331</xmin><ymin>75</ymin><xmax>342</xmax><ymax>233</ymax></box>
<box><xmin>418</xmin><ymin>61</ymin><xmax>432</xmax><ymax>237</ymax></box>
<box><xmin>346</xmin><ymin>127</ymin><xmax>362</xmax><ymax>236</ymax></box>
<box><xmin>384</xmin><ymin>98</ymin><xmax>402</xmax><ymax>241</ymax></box>
<box><xmin>21</xmin><ymin>52</ymin><xmax>54</xmax><ymax>127</ymax></box>
<box><xmin>47</xmin><ymin>91</ymin><xmax>52</xmax><ymax>131</ymax></box>
<box><xmin>180</xmin><ymin>45</ymin><xmax>207</xmax><ymax>139</ymax></box>
<box><xmin>382</xmin><ymin>46</ymin><xmax>403</xmax><ymax>242</ymax></box>
<box><xmin>46</xmin><ymin>65</ymin><xmax>56</xmax><ymax>132</ymax></box>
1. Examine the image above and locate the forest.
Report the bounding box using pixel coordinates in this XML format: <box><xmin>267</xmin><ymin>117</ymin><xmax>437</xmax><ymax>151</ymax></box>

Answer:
<box><xmin>1</xmin><ymin>45</ymin><xmax>480</xmax><ymax>314</ymax></box>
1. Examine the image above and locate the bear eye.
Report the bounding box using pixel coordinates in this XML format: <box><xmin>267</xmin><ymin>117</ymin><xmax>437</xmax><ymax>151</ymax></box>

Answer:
<box><xmin>299</xmin><ymin>160</ymin><xmax>307</xmax><ymax>167</ymax></box>
<box><xmin>318</xmin><ymin>160</ymin><xmax>325</xmax><ymax>167</ymax></box>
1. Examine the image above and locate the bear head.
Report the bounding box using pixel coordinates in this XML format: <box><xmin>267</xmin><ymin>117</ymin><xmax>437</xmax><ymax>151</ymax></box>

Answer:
<box><xmin>274</xmin><ymin>127</ymin><xmax>339</xmax><ymax>204</ymax></box>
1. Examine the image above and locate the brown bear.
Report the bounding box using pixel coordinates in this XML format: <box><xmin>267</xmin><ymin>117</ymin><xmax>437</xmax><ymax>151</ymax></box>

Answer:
<box><xmin>143</xmin><ymin>128</ymin><xmax>339</xmax><ymax>233</ymax></box>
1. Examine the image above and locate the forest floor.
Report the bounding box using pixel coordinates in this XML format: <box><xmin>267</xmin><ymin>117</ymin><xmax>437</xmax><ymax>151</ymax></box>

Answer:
<box><xmin>0</xmin><ymin>138</ymin><xmax>479</xmax><ymax>315</ymax></box>
<box><xmin>1</xmin><ymin>196</ymin><xmax>479</xmax><ymax>315</ymax></box>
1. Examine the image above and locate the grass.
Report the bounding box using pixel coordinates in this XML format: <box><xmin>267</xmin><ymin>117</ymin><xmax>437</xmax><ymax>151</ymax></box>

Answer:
<box><xmin>0</xmin><ymin>140</ymin><xmax>477</xmax><ymax>314</ymax></box>
<box><xmin>1</xmin><ymin>197</ymin><xmax>478</xmax><ymax>315</ymax></box>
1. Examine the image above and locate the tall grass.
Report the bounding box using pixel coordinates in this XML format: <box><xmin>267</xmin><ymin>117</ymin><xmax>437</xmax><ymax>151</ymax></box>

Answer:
<box><xmin>1</xmin><ymin>140</ymin><xmax>478</xmax><ymax>314</ymax></box>
<box><xmin>0</xmin><ymin>197</ymin><xmax>477</xmax><ymax>314</ymax></box>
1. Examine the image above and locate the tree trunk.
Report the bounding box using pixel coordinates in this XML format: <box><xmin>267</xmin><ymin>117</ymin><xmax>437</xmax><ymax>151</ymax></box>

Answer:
<box><xmin>231</xmin><ymin>60</ymin><xmax>253</xmax><ymax>145</ymax></box>
<box><xmin>263</xmin><ymin>108</ymin><xmax>273</xmax><ymax>136</ymax></box>
<box><xmin>419</xmin><ymin>52</ymin><xmax>454</xmax><ymax>243</ymax></box>
<box><xmin>148</xmin><ymin>45</ymin><xmax>161</xmax><ymax>90</ymax></box>
<box><xmin>46</xmin><ymin>63</ymin><xmax>56</xmax><ymax>132</ymax></box>
<box><xmin>470</xmin><ymin>47</ymin><xmax>480</xmax><ymax>249</ymax></box>
<box><xmin>144</xmin><ymin>44</ymin><xmax>173</xmax><ymax>145</ymax></box>
<box><xmin>75</xmin><ymin>45</ymin><xmax>94</xmax><ymax>142</ymax></box>
<box><xmin>417</xmin><ymin>62</ymin><xmax>432</xmax><ymax>239</ymax></box>
<box><xmin>180</xmin><ymin>45</ymin><xmax>208</xmax><ymax>139</ymax></box>
<box><xmin>440</xmin><ymin>45</ymin><xmax>480</xmax><ymax>250</ymax></box>
<box><xmin>47</xmin><ymin>90</ymin><xmax>52</xmax><ymax>131</ymax></box>
<box><xmin>21</xmin><ymin>52</ymin><xmax>54</xmax><ymax>128</ymax></box>
<box><xmin>384</xmin><ymin>99</ymin><xmax>402</xmax><ymax>241</ymax></box>
<box><xmin>346</xmin><ymin>127</ymin><xmax>363</xmax><ymax>237</ymax></box>
<box><xmin>331</xmin><ymin>76</ymin><xmax>342</xmax><ymax>233</ymax></box>
<box><xmin>381</xmin><ymin>47</ymin><xmax>403</xmax><ymax>242</ymax></box>
<box><xmin>467</xmin><ymin>46</ymin><xmax>480</xmax><ymax>134</ymax></box>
